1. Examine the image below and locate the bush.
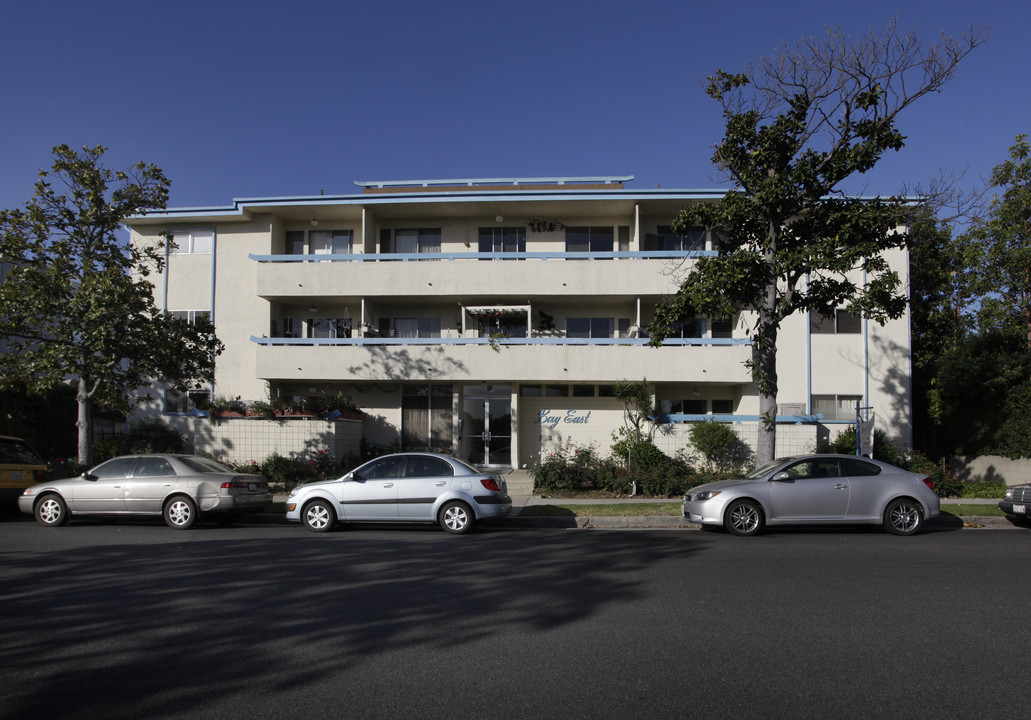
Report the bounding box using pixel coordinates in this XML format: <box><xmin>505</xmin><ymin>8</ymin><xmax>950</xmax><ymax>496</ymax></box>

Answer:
<box><xmin>531</xmin><ymin>442</ymin><xmax>702</xmax><ymax>497</ymax></box>
<box><xmin>92</xmin><ymin>418</ymin><xmax>186</xmax><ymax>463</ymax></box>
<box><xmin>688</xmin><ymin>421</ymin><xmax>751</xmax><ymax>472</ymax></box>
<box><xmin>259</xmin><ymin>452</ymin><xmax>318</xmax><ymax>490</ymax></box>
<box><xmin>959</xmin><ymin>480</ymin><xmax>1007</xmax><ymax>499</ymax></box>
<box><xmin>905</xmin><ymin>451</ymin><xmax>961</xmax><ymax>498</ymax></box>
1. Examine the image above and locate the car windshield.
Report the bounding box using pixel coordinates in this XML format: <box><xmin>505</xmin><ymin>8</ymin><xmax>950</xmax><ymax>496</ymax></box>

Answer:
<box><xmin>745</xmin><ymin>459</ymin><xmax>788</xmax><ymax>479</ymax></box>
<box><xmin>0</xmin><ymin>438</ymin><xmax>44</xmax><ymax>465</ymax></box>
<box><xmin>177</xmin><ymin>456</ymin><xmax>233</xmax><ymax>474</ymax></box>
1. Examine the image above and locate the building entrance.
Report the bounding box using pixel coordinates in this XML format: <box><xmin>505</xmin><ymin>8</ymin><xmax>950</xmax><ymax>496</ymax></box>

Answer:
<box><xmin>461</xmin><ymin>392</ymin><xmax>512</xmax><ymax>467</ymax></box>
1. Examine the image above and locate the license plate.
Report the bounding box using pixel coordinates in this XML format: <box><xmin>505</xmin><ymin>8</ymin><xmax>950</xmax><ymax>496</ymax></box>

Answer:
<box><xmin>248</xmin><ymin>483</ymin><xmax>257</xmax><ymax>491</ymax></box>
<box><xmin>10</xmin><ymin>471</ymin><xmax>24</xmax><ymax>480</ymax></box>
<box><xmin>1014</xmin><ymin>504</ymin><xmax>1026</xmax><ymax>514</ymax></box>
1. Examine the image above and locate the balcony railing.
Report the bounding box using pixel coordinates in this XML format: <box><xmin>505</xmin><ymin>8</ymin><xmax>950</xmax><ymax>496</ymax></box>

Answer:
<box><xmin>251</xmin><ymin>336</ymin><xmax>751</xmax><ymax>347</ymax></box>
<box><xmin>248</xmin><ymin>249</ymin><xmax>718</xmax><ymax>263</ymax></box>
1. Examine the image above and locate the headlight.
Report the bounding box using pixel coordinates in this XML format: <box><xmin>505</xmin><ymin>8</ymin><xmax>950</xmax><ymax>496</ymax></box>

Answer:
<box><xmin>1005</xmin><ymin>488</ymin><xmax>1014</xmax><ymax>500</ymax></box>
<box><xmin>693</xmin><ymin>490</ymin><xmax>722</xmax><ymax>502</ymax></box>
<box><xmin>22</xmin><ymin>487</ymin><xmax>35</xmax><ymax>496</ymax></box>
<box><xmin>288</xmin><ymin>488</ymin><xmax>299</xmax><ymax>498</ymax></box>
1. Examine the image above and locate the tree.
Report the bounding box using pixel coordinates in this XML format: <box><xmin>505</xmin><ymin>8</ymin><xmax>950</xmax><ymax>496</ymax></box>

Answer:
<box><xmin>649</xmin><ymin>19</ymin><xmax>986</xmax><ymax>464</ymax></box>
<box><xmin>959</xmin><ymin>135</ymin><xmax>1031</xmax><ymax>347</ymax></box>
<box><xmin>0</xmin><ymin>145</ymin><xmax>223</xmax><ymax>465</ymax></box>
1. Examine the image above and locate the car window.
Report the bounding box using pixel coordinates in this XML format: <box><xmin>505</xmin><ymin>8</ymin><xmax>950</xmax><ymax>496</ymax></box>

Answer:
<box><xmin>360</xmin><ymin>456</ymin><xmax>405</xmax><ymax>479</ymax></box>
<box><xmin>178</xmin><ymin>456</ymin><xmax>233</xmax><ymax>474</ymax></box>
<box><xmin>90</xmin><ymin>457</ymin><xmax>138</xmax><ymax>479</ymax></box>
<box><xmin>842</xmin><ymin>458</ymin><xmax>881</xmax><ymax>477</ymax></box>
<box><xmin>783</xmin><ymin>459</ymin><xmax>841</xmax><ymax>479</ymax></box>
<box><xmin>405</xmin><ymin>456</ymin><xmax>453</xmax><ymax>477</ymax></box>
<box><xmin>0</xmin><ymin>438</ymin><xmax>44</xmax><ymax>465</ymax></box>
<box><xmin>135</xmin><ymin>457</ymin><xmax>177</xmax><ymax>477</ymax></box>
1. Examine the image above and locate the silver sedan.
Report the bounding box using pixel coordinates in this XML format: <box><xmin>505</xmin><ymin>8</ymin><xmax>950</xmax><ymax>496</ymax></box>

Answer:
<box><xmin>19</xmin><ymin>455</ymin><xmax>271</xmax><ymax>529</ymax></box>
<box><xmin>682</xmin><ymin>454</ymin><xmax>940</xmax><ymax>536</ymax></box>
<box><xmin>286</xmin><ymin>452</ymin><xmax>512</xmax><ymax>534</ymax></box>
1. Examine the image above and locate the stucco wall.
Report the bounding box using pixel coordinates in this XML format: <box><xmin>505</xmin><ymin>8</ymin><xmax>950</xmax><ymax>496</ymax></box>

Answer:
<box><xmin>949</xmin><ymin>455</ymin><xmax>1031</xmax><ymax>487</ymax></box>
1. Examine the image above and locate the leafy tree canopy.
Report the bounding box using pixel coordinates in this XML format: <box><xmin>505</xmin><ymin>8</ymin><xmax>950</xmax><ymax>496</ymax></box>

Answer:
<box><xmin>649</xmin><ymin>19</ymin><xmax>986</xmax><ymax>463</ymax></box>
<box><xmin>0</xmin><ymin>145</ymin><xmax>223</xmax><ymax>464</ymax></box>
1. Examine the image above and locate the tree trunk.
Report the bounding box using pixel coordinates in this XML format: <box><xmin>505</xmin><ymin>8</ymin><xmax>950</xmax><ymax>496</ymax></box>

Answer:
<box><xmin>76</xmin><ymin>375</ymin><xmax>93</xmax><ymax>467</ymax></box>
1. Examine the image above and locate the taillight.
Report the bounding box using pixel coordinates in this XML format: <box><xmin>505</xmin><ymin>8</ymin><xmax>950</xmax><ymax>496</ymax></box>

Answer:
<box><xmin>921</xmin><ymin>476</ymin><xmax>934</xmax><ymax>491</ymax></box>
<box><xmin>480</xmin><ymin>477</ymin><xmax>500</xmax><ymax>492</ymax></box>
<box><xmin>221</xmin><ymin>481</ymin><xmax>266</xmax><ymax>489</ymax></box>
<box><xmin>33</xmin><ymin>469</ymin><xmax>45</xmax><ymax>483</ymax></box>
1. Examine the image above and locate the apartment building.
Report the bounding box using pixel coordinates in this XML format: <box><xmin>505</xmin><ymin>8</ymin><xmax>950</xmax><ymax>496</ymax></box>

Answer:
<box><xmin>123</xmin><ymin>176</ymin><xmax>912</xmax><ymax>468</ymax></box>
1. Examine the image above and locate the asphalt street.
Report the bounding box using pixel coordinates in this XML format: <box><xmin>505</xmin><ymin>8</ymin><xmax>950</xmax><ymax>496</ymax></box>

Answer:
<box><xmin>1</xmin><ymin>516</ymin><xmax>1029</xmax><ymax>720</ymax></box>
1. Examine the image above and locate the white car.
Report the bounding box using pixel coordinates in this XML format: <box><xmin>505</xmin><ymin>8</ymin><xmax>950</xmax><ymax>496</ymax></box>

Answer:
<box><xmin>682</xmin><ymin>454</ymin><xmax>940</xmax><ymax>536</ymax></box>
<box><xmin>286</xmin><ymin>453</ymin><xmax>511</xmax><ymax>534</ymax></box>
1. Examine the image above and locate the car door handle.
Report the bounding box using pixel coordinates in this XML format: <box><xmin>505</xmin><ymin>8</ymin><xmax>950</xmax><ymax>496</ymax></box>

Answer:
<box><xmin>436</xmin><ymin>481</ymin><xmax>447</xmax><ymax>486</ymax></box>
<box><xmin>382</xmin><ymin>482</ymin><xmax>394</xmax><ymax>488</ymax></box>
<box><xmin>835</xmin><ymin>484</ymin><xmax>847</xmax><ymax>490</ymax></box>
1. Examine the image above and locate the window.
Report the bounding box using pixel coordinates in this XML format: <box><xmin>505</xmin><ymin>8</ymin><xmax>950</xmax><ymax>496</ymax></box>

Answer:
<box><xmin>573</xmin><ymin>385</ymin><xmax>595</xmax><ymax>397</ymax></box>
<box><xmin>171</xmin><ymin>310</ymin><xmax>211</xmax><ymax>326</ymax></box>
<box><xmin>520</xmin><ymin>385</ymin><xmax>542</xmax><ymax>397</ymax></box>
<box><xmin>842</xmin><ymin>458</ymin><xmax>881</xmax><ymax>476</ymax></box>
<box><xmin>405</xmin><ymin>456</ymin><xmax>453</xmax><ymax>477</ymax></box>
<box><xmin>661</xmin><ymin>398</ymin><xmax>708</xmax><ymax>416</ymax></box>
<box><xmin>135</xmin><ymin>457</ymin><xmax>176</xmax><ymax>477</ymax></box>
<box><xmin>478</xmin><ymin>227</ymin><xmax>526</xmax><ymax>258</ymax></box>
<box><xmin>273</xmin><ymin>317</ymin><xmax>299</xmax><ymax>338</ymax></box>
<box><xmin>306</xmin><ymin>318</ymin><xmax>351</xmax><ymax>339</ymax></box>
<box><xmin>165</xmin><ymin>388</ymin><xmax>210</xmax><ymax>414</ymax></box>
<box><xmin>567</xmin><ymin>318</ymin><xmax>614</xmax><ymax>338</ymax></box>
<box><xmin>401</xmin><ymin>384</ymin><xmax>453</xmax><ymax>450</ymax></box>
<box><xmin>812</xmin><ymin>395</ymin><xmax>863</xmax><ymax>421</ymax></box>
<box><xmin>711</xmin><ymin>399</ymin><xmax>734</xmax><ymax>414</ymax></box>
<box><xmin>545</xmin><ymin>385</ymin><xmax>568</xmax><ymax>397</ymax></box>
<box><xmin>811</xmin><ymin>309</ymin><xmax>862</xmax><ymax>334</ymax></box>
<box><xmin>618</xmin><ymin>226</ymin><xmax>630</xmax><ymax>252</ymax></box>
<box><xmin>90</xmin><ymin>457</ymin><xmax>138</xmax><ymax>479</ymax></box>
<box><xmin>659</xmin><ymin>225</ymin><xmax>706</xmax><ymax>251</ymax></box>
<box><xmin>711</xmin><ymin>317</ymin><xmax>733</xmax><ymax>339</ymax></box>
<box><xmin>783</xmin><ymin>458</ymin><xmax>842</xmax><ymax>479</ymax></box>
<box><xmin>395</xmin><ymin>318</ymin><xmax>441</xmax><ymax>338</ymax></box>
<box><xmin>286</xmin><ymin>231</ymin><xmax>305</xmax><ymax>255</ymax></box>
<box><xmin>565</xmin><ymin>227</ymin><xmax>614</xmax><ymax>254</ymax></box>
<box><xmin>383</xmin><ymin>228</ymin><xmax>441</xmax><ymax>255</ymax></box>
<box><xmin>671</xmin><ymin>318</ymin><xmax>707</xmax><ymax>339</ymax></box>
<box><xmin>310</xmin><ymin>230</ymin><xmax>353</xmax><ymax>256</ymax></box>
<box><xmin>169</xmin><ymin>229</ymin><xmax>213</xmax><ymax>254</ymax></box>
<box><xmin>359</xmin><ymin>456</ymin><xmax>405</xmax><ymax>479</ymax></box>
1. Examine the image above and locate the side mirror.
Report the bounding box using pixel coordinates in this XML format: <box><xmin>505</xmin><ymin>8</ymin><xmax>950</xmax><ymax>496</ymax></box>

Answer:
<box><xmin>771</xmin><ymin>471</ymin><xmax>791</xmax><ymax>482</ymax></box>
<box><xmin>80</xmin><ymin>472</ymin><xmax>97</xmax><ymax>481</ymax></box>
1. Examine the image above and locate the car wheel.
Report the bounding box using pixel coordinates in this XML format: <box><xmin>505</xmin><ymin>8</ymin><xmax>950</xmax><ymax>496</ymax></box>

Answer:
<box><xmin>439</xmin><ymin>501</ymin><xmax>474</xmax><ymax>535</ymax></box>
<box><xmin>302</xmin><ymin>499</ymin><xmax>336</xmax><ymax>532</ymax></box>
<box><xmin>35</xmin><ymin>494</ymin><xmax>69</xmax><ymax>527</ymax></box>
<box><xmin>884</xmin><ymin>498</ymin><xmax>922</xmax><ymax>536</ymax></box>
<box><xmin>725</xmin><ymin>500</ymin><xmax>763</xmax><ymax>536</ymax></box>
<box><xmin>164</xmin><ymin>496</ymin><xmax>198</xmax><ymax>529</ymax></box>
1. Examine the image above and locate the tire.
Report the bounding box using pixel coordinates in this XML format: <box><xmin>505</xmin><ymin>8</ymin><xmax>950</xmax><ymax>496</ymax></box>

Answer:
<box><xmin>884</xmin><ymin>498</ymin><xmax>922</xmax><ymax>536</ymax></box>
<box><xmin>439</xmin><ymin>501</ymin><xmax>474</xmax><ymax>535</ymax></box>
<box><xmin>725</xmin><ymin>499</ymin><xmax>763</xmax><ymax>536</ymax></box>
<box><xmin>35</xmin><ymin>494</ymin><xmax>69</xmax><ymax>527</ymax></box>
<box><xmin>164</xmin><ymin>496</ymin><xmax>198</xmax><ymax>529</ymax></box>
<box><xmin>302</xmin><ymin>499</ymin><xmax>336</xmax><ymax>532</ymax></box>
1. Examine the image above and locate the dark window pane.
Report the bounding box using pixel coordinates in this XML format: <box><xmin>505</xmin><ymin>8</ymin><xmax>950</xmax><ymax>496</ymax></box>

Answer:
<box><xmin>842</xmin><ymin>458</ymin><xmax>881</xmax><ymax>476</ymax></box>
<box><xmin>836</xmin><ymin>310</ymin><xmax>861</xmax><ymax>333</ymax></box>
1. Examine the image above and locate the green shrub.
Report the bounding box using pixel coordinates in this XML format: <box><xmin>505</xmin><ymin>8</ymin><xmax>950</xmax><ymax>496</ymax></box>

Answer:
<box><xmin>905</xmin><ymin>451</ymin><xmax>961</xmax><ymax>498</ymax></box>
<box><xmin>688</xmin><ymin>421</ymin><xmax>751</xmax><ymax>472</ymax></box>
<box><xmin>259</xmin><ymin>452</ymin><xmax>318</xmax><ymax>490</ymax></box>
<box><xmin>960</xmin><ymin>480</ymin><xmax>1007</xmax><ymax>499</ymax></box>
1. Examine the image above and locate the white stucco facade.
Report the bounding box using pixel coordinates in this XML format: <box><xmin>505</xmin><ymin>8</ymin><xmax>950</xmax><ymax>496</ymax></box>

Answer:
<box><xmin>124</xmin><ymin>177</ymin><xmax>911</xmax><ymax>468</ymax></box>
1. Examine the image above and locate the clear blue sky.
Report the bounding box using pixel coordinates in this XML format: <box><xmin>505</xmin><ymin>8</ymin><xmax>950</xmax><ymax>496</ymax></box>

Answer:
<box><xmin>0</xmin><ymin>0</ymin><xmax>1026</xmax><ymax>211</ymax></box>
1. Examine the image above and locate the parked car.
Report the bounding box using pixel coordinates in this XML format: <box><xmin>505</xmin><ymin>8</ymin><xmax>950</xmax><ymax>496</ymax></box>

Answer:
<box><xmin>19</xmin><ymin>454</ymin><xmax>271</xmax><ymax>528</ymax></box>
<box><xmin>286</xmin><ymin>452</ymin><xmax>511</xmax><ymax>534</ymax></box>
<box><xmin>0</xmin><ymin>435</ymin><xmax>47</xmax><ymax>503</ymax></box>
<box><xmin>682</xmin><ymin>454</ymin><xmax>939</xmax><ymax>536</ymax></box>
<box><xmin>999</xmin><ymin>484</ymin><xmax>1031</xmax><ymax>518</ymax></box>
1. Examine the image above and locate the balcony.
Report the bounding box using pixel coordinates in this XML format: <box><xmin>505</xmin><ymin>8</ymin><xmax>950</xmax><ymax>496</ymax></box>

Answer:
<box><xmin>250</xmin><ymin>250</ymin><xmax>715</xmax><ymax>300</ymax></box>
<box><xmin>250</xmin><ymin>336</ymin><xmax>753</xmax><ymax>384</ymax></box>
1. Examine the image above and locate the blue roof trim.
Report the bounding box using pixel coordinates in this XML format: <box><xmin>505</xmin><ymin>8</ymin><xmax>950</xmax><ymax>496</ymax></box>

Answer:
<box><xmin>355</xmin><ymin>176</ymin><xmax>634</xmax><ymax>188</ymax></box>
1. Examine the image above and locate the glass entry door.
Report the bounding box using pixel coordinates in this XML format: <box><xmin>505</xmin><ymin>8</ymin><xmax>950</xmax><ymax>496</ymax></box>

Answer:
<box><xmin>462</xmin><ymin>397</ymin><xmax>512</xmax><ymax>467</ymax></box>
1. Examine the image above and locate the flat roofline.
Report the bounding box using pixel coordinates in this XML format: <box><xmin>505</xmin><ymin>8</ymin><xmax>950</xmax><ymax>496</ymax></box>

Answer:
<box><xmin>355</xmin><ymin>176</ymin><xmax>634</xmax><ymax>189</ymax></box>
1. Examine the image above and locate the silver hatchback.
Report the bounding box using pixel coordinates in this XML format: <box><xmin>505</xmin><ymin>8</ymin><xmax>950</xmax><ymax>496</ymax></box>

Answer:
<box><xmin>286</xmin><ymin>452</ymin><xmax>512</xmax><ymax>534</ymax></box>
<box><xmin>682</xmin><ymin>454</ymin><xmax>940</xmax><ymax>536</ymax></box>
<box><xmin>19</xmin><ymin>454</ymin><xmax>271</xmax><ymax>529</ymax></box>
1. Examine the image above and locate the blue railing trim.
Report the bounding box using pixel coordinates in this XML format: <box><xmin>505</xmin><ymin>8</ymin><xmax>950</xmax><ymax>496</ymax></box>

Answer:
<box><xmin>250</xmin><ymin>336</ymin><xmax>751</xmax><ymax>347</ymax></box>
<box><xmin>248</xmin><ymin>250</ymin><xmax>718</xmax><ymax>263</ymax></box>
